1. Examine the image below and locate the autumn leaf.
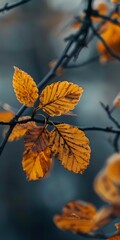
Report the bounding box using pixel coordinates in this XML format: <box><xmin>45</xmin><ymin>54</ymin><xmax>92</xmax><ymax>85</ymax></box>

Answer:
<box><xmin>8</xmin><ymin>116</ymin><xmax>36</xmax><ymax>142</ymax></box>
<box><xmin>93</xmin><ymin>206</ymin><xmax>113</xmax><ymax>230</ymax></box>
<box><xmin>94</xmin><ymin>170</ymin><xmax>120</xmax><ymax>204</ymax></box>
<box><xmin>37</xmin><ymin>81</ymin><xmax>83</xmax><ymax>116</ymax></box>
<box><xmin>97</xmin><ymin>13</ymin><xmax>120</xmax><ymax>62</ymax></box>
<box><xmin>113</xmin><ymin>93</ymin><xmax>120</xmax><ymax>107</ymax></box>
<box><xmin>22</xmin><ymin>126</ymin><xmax>52</xmax><ymax>180</ymax></box>
<box><xmin>0</xmin><ymin>110</ymin><xmax>14</xmax><ymax>122</ymax></box>
<box><xmin>22</xmin><ymin>148</ymin><xmax>52</xmax><ymax>181</ymax></box>
<box><xmin>49</xmin><ymin>60</ymin><xmax>63</xmax><ymax>75</ymax></box>
<box><xmin>91</xmin><ymin>2</ymin><xmax>108</xmax><ymax>23</ymax></box>
<box><xmin>24</xmin><ymin>126</ymin><xmax>50</xmax><ymax>152</ymax></box>
<box><xmin>115</xmin><ymin>224</ymin><xmax>120</xmax><ymax>233</ymax></box>
<box><xmin>13</xmin><ymin>67</ymin><xmax>38</xmax><ymax>107</ymax></box>
<box><xmin>108</xmin><ymin>235</ymin><xmax>120</xmax><ymax>240</ymax></box>
<box><xmin>54</xmin><ymin>201</ymin><xmax>97</xmax><ymax>234</ymax></box>
<box><xmin>106</xmin><ymin>153</ymin><xmax>120</xmax><ymax>185</ymax></box>
<box><xmin>111</xmin><ymin>0</ymin><xmax>120</xmax><ymax>3</ymax></box>
<box><xmin>50</xmin><ymin>124</ymin><xmax>91</xmax><ymax>173</ymax></box>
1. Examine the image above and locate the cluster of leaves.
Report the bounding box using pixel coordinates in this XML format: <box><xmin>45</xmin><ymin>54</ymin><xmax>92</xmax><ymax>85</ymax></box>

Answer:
<box><xmin>54</xmin><ymin>153</ymin><xmax>120</xmax><ymax>239</ymax></box>
<box><xmin>0</xmin><ymin>67</ymin><xmax>91</xmax><ymax>180</ymax></box>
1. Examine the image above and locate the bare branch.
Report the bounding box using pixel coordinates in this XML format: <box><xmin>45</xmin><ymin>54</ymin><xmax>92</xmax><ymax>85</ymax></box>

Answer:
<box><xmin>0</xmin><ymin>0</ymin><xmax>31</xmax><ymax>13</ymax></box>
<box><xmin>101</xmin><ymin>103</ymin><xmax>120</xmax><ymax>129</ymax></box>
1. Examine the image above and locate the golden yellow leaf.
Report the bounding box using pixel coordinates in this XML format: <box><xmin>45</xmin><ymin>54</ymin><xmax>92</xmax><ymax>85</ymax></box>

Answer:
<box><xmin>8</xmin><ymin>116</ymin><xmax>36</xmax><ymax>142</ymax></box>
<box><xmin>49</xmin><ymin>60</ymin><xmax>63</xmax><ymax>75</ymax></box>
<box><xmin>0</xmin><ymin>110</ymin><xmax>14</xmax><ymax>122</ymax></box>
<box><xmin>13</xmin><ymin>67</ymin><xmax>38</xmax><ymax>107</ymax></box>
<box><xmin>113</xmin><ymin>93</ymin><xmax>120</xmax><ymax>107</ymax></box>
<box><xmin>94</xmin><ymin>170</ymin><xmax>120</xmax><ymax>204</ymax></box>
<box><xmin>22</xmin><ymin>126</ymin><xmax>52</xmax><ymax>180</ymax></box>
<box><xmin>38</xmin><ymin>81</ymin><xmax>83</xmax><ymax>116</ymax></box>
<box><xmin>50</xmin><ymin>124</ymin><xmax>91</xmax><ymax>173</ymax></box>
<box><xmin>54</xmin><ymin>201</ymin><xmax>97</xmax><ymax>234</ymax></box>
<box><xmin>106</xmin><ymin>153</ymin><xmax>120</xmax><ymax>185</ymax></box>
<box><xmin>22</xmin><ymin>148</ymin><xmax>52</xmax><ymax>180</ymax></box>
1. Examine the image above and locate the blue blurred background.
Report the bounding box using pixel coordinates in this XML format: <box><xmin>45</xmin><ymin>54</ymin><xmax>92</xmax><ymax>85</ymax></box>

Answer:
<box><xmin>0</xmin><ymin>0</ymin><xmax>119</xmax><ymax>239</ymax></box>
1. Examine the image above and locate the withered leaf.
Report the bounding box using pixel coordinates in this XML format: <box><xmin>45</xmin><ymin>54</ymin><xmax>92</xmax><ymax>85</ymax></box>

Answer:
<box><xmin>22</xmin><ymin>126</ymin><xmax>52</xmax><ymax>180</ymax></box>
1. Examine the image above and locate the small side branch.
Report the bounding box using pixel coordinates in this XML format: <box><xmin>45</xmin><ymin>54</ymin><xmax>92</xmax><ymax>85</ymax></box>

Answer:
<box><xmin>0</xmin><ymin>0</ymin><xmax>31</xmax><ymax>13</ymax></box>
<box><xmin>101</xmin><ymin>103</ymin><xmax>120</xmax><ymax>129</ymax></box>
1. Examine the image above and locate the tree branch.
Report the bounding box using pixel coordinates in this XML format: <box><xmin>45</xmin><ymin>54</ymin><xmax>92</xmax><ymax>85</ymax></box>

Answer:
<box><xmin>0</xmin><ymin>0</ymin><xmax>95</xmax><ymax>156</ymax></box>
<box><xmin>101</xmin><ymin>103</ymin><xmax>120</xmax><ymax>129</ymax></box>
<box><xmin>1</xmin><ymin>117</ymin><xmax>120</xmax><ymax>134</ymax></box>
<box><xmin>0</xmin><ymin>0</ymin><xmax>31</xmax><ymax>13</ymax></box>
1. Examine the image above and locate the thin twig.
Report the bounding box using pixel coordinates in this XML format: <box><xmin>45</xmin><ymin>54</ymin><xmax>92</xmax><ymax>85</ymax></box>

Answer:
<box><xmin>64</xmin><ymin>55</ymin><xmax>99</xmax><ymax>69</ymax></box>
<box><xmin>91</xmin><ymin>12</ymin><xmax>120</xmax><ymax>26</ymax></box>
<box><xmin>101</xmin><ymin>103</ymin><xmax>120</xmax><ymax>152</ymax></box>
<box><xmin>0</xmin><ymin>0</ymin><xmax>31</xmax><ymax>13</ymax></box>
<box><xmin>101</xmin><ymin>103</ymin><xmax>120</xmax><ymax>129</ymax></box>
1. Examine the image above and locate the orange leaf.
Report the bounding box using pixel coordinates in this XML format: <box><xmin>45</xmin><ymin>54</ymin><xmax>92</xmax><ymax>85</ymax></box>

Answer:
<box><xmin>22</xmin><ymin>148</ymin><xmax>52</xmax><ymax>181</ymax></box>
<box><xmin>111</xmin><ymin>0</ymin><xmax>120</xmax><ymax>3</ymax></box>
<box><xmin>24</xmin><ymin>126</ymin><xmax>50</xmax><ymax>152</ymax></box>
<box><xmin>49</xmin><ymin>60</ymin><xmax>63</xmax><ymax>75</ymax></box>
<box><xmin>0</xmin><ymin>110</ymin><xmax>14</xmax><ymax>122</ymax></box>
<box><xmin>106</xmin><ymin>153</ymin><xmax>120</xmax><ymax>185</ymax></box>
<box><xmin>113</xmin><ymin>93</ymin><xmax>120</xmax><ymax>107</ymax></box>
<box><xmin>8</xmin><ymin>116</ymin><xmax>36</xmax><ymax>142</ymax></box>
<box><xmin>13</xmin><ymin>67</ymin><xmax>38</xmax><ymax>107</ymax></box>
<box><xmin>93</xmin><ymin>206</ymin><xmax>113</xmax><ymax>229</ymax></box>
<box><xmin>108</xmin><ymin>235</ymin><xmax>120</xmax><ymax>240</ymax></box>
<box><xmin>97</xmin><ymin>14</ymin><xmax>120</xmax><ymax>61</ymax></box>
<box><xmin>38</xmin><ymin>81</ymin><xmax>83</xmax><ymax>116</ymax></box>
<box><xmin>94</xmin><ymin>170</ymin><xmax>120</xmax><ymax>204</ymax></box>
<box><xmin>22</xmin><ymin>126</ymin><xmax>52</xmax><ymax>180</ymax></box>
<box><xmin>54</xmin><ymin>201</ymin><xmax>97</xmax><ymax>234</ymax></box>
<box><xmin>50</xmin><ymin>124</ymin><xmax>91</xmax><ymax>174</ymax></box>
<box><xmin>115</xmin><ymin>223</ymin><xmax>120</xmax><ymax>233</ymax></box>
